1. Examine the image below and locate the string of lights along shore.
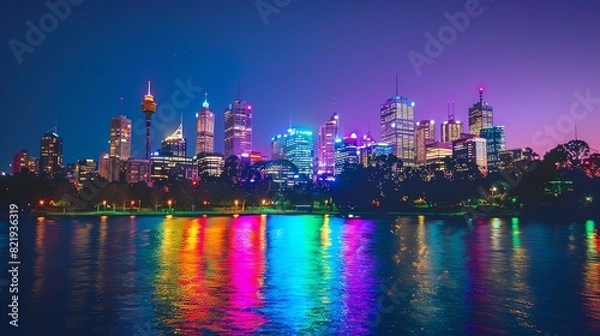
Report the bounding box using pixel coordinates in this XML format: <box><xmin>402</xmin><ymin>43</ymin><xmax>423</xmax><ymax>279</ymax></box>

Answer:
<box><xmin>11</xmin><ymin>79</ymin><xmax>518</xmax><ymax>188</ymax></box>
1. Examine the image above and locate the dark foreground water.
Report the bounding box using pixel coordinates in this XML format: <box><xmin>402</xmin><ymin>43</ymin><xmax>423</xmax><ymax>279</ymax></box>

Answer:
<box><xmin>0</xmin><ymin>215</ymin><xmax>599</xmax><ymax>335</ymax></box>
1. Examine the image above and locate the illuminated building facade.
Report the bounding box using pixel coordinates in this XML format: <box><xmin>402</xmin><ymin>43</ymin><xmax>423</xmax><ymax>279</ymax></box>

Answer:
<box><xmin>335</xmin><ymin>133</ymin><xmax>360</xmax><ymax>175</ymax></box>
<box><xmin>224</xmin><ymin>100</ymin><xmax>252</xmax><ymax>157</ymax></box>
<box><xmin>317</xmin><ymin>113</ymin><xmax>339</xmax><ymax>176</ymax></box>
<box><xmin>161</xmin><ymin>122</ymin><xmax>187</xmax><ymax>157</ymax></box>
<box><xmin>196</xmin><ymin>93</ymin><xmax>215</xmax><ymax>155</ymax></box>
<box><xmin>452</xmin><ymin>136</ymin><xmax>488</xmax><ymax>173</ymax></box>
<box><xmin>271</xmin><ymin>128</ymin><xmax>314</xmax><ymax>178</ymax></box>
<box><xmin>125</xmin><ymin>158</ymin><xmax>151</xmax><ymax>185</ymax></box>
<box><xmin>425</xmin><ymin>142</ymin><xmax>453</xmax><ymax>170</ymax></box>
<box><xmin>75</xmin><ymin>159</ymin><xmax>98</xmax><ymax>185</ymax></box>
<box><xmin>480</xmin><ymin>126</ymin><xmax>506</xmax><ymax>172</ymax></box>
<box><xmin>358</xmin><ymin>143</ymin><xmax>393</xmax><ymax>167</ymax></box>
<box><xmin>194</xmin><ymin>153</ymin><xmax>224</xmax><ymax>177</ymax></box>
<box><xmin>150</xmin><ymin>154</ymin><xmax>194</xmax><ymax>181</ymax></box>
<box><xmin>468</xmin><ymin>87</ymin><xmax>493</xmax><ymax>136</ymax></box>
<box><xmin>415</xmin><ymin>120</ymin><xmax>436</xmax><ymax>165</ymax></box>
<box><xmin>12</xmin><ymin>149</ymin><xmax>38</xmax><ymax>175</ymax></box>
<box><xmin>40</xmin><ymin>131</ymin><xmax>63</xmax><ymax>176</ymax></box>
<box><xmin>380</xmin><ymin>95</ymin><xmax>415</xmax><ymax>166</ymax></box>
<box><xmin>499</xmin><ymin>148</ymin><xmax>533</xmax><ymax>169</ymax></box>
<box><xmin>99</xmin><ymin>152</ymin><xmax>121</xmax><ymax>182</ymax></box>
<box><xmin>109</xmin><ymin>115</ymin><xmax>132</xmax><ymax>160</ymax></box>
<box><xmin>441</xmin><ymin>119</ymin><xmax>463</xmax><ymax>143</ymax></box>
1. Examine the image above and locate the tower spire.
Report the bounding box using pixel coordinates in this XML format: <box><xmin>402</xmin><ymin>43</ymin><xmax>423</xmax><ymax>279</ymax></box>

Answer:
<box><xmin>202</xmin><ymin>92</ymin><xmax>209</xmax><ymax>109</ymax></box>
<box><xmin>147</xmin><ymin>81</ymin><xmax>152</xmax><ymax>96</ymax></box>
<box><xmin>479</xmin><ymin>86</ymin><xmax>484</xmax><ymax>106</ymax></box>
<box><xmin>120</xmin><ymin>97</ymin><xmax>124</xmax><ymax>115</ymax></box>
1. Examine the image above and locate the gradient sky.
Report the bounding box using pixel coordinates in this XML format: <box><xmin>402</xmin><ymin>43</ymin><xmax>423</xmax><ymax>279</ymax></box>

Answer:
<box><xmin>2</xmin><ymin>0</ymin><xmax>600</xmax><ymax>169</ymax></box>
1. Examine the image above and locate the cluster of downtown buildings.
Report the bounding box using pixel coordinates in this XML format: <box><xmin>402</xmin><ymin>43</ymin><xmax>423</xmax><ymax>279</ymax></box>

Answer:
<box><xmin>11</xmin><ymin>83</ymin><xmax>533</xmax><ymax>188</ymax></box>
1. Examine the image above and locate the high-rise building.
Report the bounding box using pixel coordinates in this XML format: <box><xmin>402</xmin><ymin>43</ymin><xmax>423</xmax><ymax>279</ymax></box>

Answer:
<box><xmin>317</xmin><ymin>113</ymin><xmax>339</xmax><ymax>176</ymax></box>
<box><xmin>194</xmin><ymin>153</ymin><xmax>224</xmax><ymax>177</ymax></box>
<box><xmin>468</xmin><ymin>87</ymin><xmax>493</xmax><ymax>136</ymax></box>
<box><xmin>75</xmin><ymin>159</ymin><xmax>98</xmax><ymax>185</ymax></box>
<box><xmin>141</xmin><ymin>81</ymin><xmax>157</xmax><ymax>160</ymax></box>
<box><xmin>499</xmin><ymin>148</ymin><xmax>533</xmax><ymax>170</ymax></box>
<box><xmin>271</xmin><ymin>128</ymin><xmax>314</xmax><ymax>178</ymax></box>
<box><xmin>12</xmin><ymin>149</ymin><xmax>38</xmax><ymax>175</ymax></box>
<box><xmin>441</xmin><ymin>119</ymin><xmax>464</xmax><ymax>143</ymax></box>
<box><xmin>358</xmin><ymin>142</ymin><xmax>393</xmax><ymax>167</ymax></box>
<box><xmin>415</xmin><ymin>120</ymin><xmax>436</xmax><ymax>165</ymax></box>
<box><xmin>150</xmin><ymin>154</ymin><xmax>194</xmax><ymax>181</ymax></box>
<box><xmin>480</xmin><ymin>126</ymin><xmax>506</xmax><ymax>171</ymax></box>
<box><xmin>335</xmin><ymin>133</ymin><xmax>360</xmax><ymax>175</ymax></box>
<box><xmin>109</xmin><ymin>115</ymin><xmax>132</xmax><ymax>160</ymax></box>
<box><xmin>196</xmin><ymin>93</ymin><xmax>215</xmax><ymax>155</ymax></box>
<box><xmin>224</xmin><ymin>100</ymin><xmax>252</xmax><ymax>157</ymax></box>
<box><xmin>160</xmin><ymin>122</ymin><xmax>187</xmax><ymax>157</ymax></box>
<box><xmin>40</xmin><ymin>130</ymin><xmax>63</xmax><ymax>176</ymax></box>
<box><xmin>98</xmin><ymin>152</ymin><xmax>121</xmax><ymax>182</ymax></box>
<box><xmin>380</xmin><ymin>94</ymin><xmax>415</xmax><ymax>166</ymax></box>
<box><xmin>452</xmin><ymin>136</ymin><xmax>488</xmax><ymax>174</ymax></box>
<box><xmin>125</xmin><ymin>158</ymin><xmax>151</xmax><ymax>185</ymax></box>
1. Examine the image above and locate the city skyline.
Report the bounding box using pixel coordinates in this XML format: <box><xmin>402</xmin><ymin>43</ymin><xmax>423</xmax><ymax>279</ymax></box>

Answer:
<box><xmin>3</xmin><ymin>0</ymin><xmax>600</xmax><ymax>168</ymax></box>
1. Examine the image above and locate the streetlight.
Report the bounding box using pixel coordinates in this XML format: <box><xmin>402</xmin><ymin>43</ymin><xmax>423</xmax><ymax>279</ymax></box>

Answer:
<box><xmin>130</xmin><ymin>200</ymin><xmax>135</xmax><ymax>212</ymax></box>
<box><xmin>39</xmin><ymin>200</ymin><xmax>45</xmax><ymax>210</ymax></box>
<box><xmin>103</xmin><ymin>200</ymin><xmax>107</xmax><ymax>212</ymax></box>
<box><xmin>491</xmin><ymin>187</ymin><xmax>497</xmax><ymax>200</ymax></box>
<box><xmin>167</xmin><ymin>200</ymin><xmax>173</xmax><ymax>213</ymax></box>
<box><xmin>234</xmin><ymin>199</ymin><xmax>239</xmax><ymax>212</ymax></box>
<box><xmin>138</xmin><ymin>200</ymin><xmax>141</xmax><ymax>212</ymax></box>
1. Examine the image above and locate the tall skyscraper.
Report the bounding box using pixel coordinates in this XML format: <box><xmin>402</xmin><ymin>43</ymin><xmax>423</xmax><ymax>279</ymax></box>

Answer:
<box><xmin>75</xmin><ymin>159</ymin><xmax>98</xmax><ymax>185</ymax></box>
<box><xmin>224</xmin><ymin>100</ymin><xmax>252</xmax><ymax>157</ymax></box>
<box><xmin>109</xmin><ymin>115</ymin><xmax>132</xmax><ymax>160</ymax></box>
<box><xmin>380</xmin><ymin>89</ymin><xmax>415</xmax><ymax>166</ymax></box>
<box><xmin>415</xmin><ymin>120</ymin><xmax>435</xmax><ymax>165</ymax></box>
<box><xmin>480</xmin><ymin>126</ymin><xmax>506</xmax><ymax>171</ymax></box>
<box><xmin>468</xmin><ymin>87</ymin><xmax>493</xmax><ymax>136</ymax></box>
<box><xmin>317</xmin><ymin>113</ymin><xmax>339</xmax><ymax>176</ymax></box>
<box><xmin>141</xmin><ymin>81</ymin><xmax>157</xmax><ymax>160</ymax></box>
<box><xmin>40</xmin><ymin>130</ymin><xmax>63</xmax><ymax>176</ymax></box>
<box><xmin>160</xmin><ymin>121</ymin><xmax>187</xmax><ymax>157</ymax></box>
<box><xmin>196</xmin><ymin>92</ymin><xmax>215</xmax><ymax>155</ymax></box>
<box><xmin>271</xmin><ymin>128</ymin><xmax>314</xmax><ymax>177</ymax></box>
<box><xmin>335</xmin><ymin>133</ymin><xmax>360</xmax><ymax>174</ymax></box>
<box><xmin>441</xmin><ymin>119</ymin><xmax>464</xmax><ymax>143</ymax></box>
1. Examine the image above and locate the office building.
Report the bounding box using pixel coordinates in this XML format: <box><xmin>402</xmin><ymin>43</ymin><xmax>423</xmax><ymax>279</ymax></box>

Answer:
<box><xmin>40</xmin><ymin>130</ymin><xmax>63</xmax><ymax>176</ymax></box>
<box><xmin>109</xmin><ymin>115</ymin><xmax>132</xmax><ymax>160</ymax></box>
<box><xmin>452</xmin><ymin>136</ymin><xmax>488</xmax><ymax>173</ymax></box>
<box><xmin>380</xmin><ymin>93</ymin><xmax>415</xmax><ymax>166</ymax></box>
<box><xmin>196</xmin><ymin>93</ymin><xmax>215</xmax><ymax>154</ymax></box>
<box><xmin>271</xmin><ymin>128</ymin><xmax>314</xmax><ymax>178</ymax></box>
<box><xmin>317</xmin><ymin>113</ymin><xmax>339</xmax><ymax>176</ymax></box>
<box><xmin>415</xmin><ymin>120</ymin><xmax>436</xmax><ymax>165</ymax></box>
<box><xmin>468</xmin><ymin>87</ymin><xmax>493</xmax><ymax>136</ymax></box>
<box><xmin>335</xmin><ymin>133</ymin><xmax>360</xmax><ymax>174</ymax></box>
<box><xmin>194</xmin><ymin>153</ymin><xmax>224</xmax><ymax>177</ymax></box>
<box><xmin>480</xmin><ymin>126</ymin><xmax>506</xmax><ymax>171</ymax></box>
<box><xmin>224</xmin><ymin>100</ymin><xmax>252</xmax><ymax>156</ymax></box>
<box><xmin>12</xmin><ymin>149</ymin><xmax>38</xmax><ymax>175</ymax></box>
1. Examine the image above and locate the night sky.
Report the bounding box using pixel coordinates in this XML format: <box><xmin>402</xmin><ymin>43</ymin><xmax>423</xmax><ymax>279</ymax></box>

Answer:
<box><xmin>2</xmin><ymin>0</ymin><xmax>600</xmax><ymax>169</ymax></box>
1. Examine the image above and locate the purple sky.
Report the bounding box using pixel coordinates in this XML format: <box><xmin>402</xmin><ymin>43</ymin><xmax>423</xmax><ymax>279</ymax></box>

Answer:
<box><xmin>2</xmin><ymin>0</ymin><xmax>599</xmax><ymax>169</ymax></box>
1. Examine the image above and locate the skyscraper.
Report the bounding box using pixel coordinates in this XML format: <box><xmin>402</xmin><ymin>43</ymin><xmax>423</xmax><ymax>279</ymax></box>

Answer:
<box><xmin>109</xmin><ymin>115</ymin><xmax>132</xmax><ymax>160</ymax></box>
<box><xmin>224</xmin><ymin>100</ymin><xmax>252</xmax><ymax>157</ymax></box>
<box><xmin>452</xmin><ymin>136</ymin><xmax>488</xmax><ymax>174</ymax></box>
<box><xmin>468</xmin><ymin>87</ymin><xmax>493</xmax><ymax>136</ymax></box>
<box><xmin>335</xmin><ymin>133</ymin><xmax>360</xmax><ymax>175</ymax></box>
<box><xmin>441</xmin><ymin>119</ymin><xmax>464</xmax><ymax>143</ymax></box>
<box><xmin>196</xmin><ymin>92</ymin><xmax>215</xmax><ymax>155</ymax></box>
<box><xmin>480</xmin><ymin>126</ymin><xmax>506</xmax><ymax>171</ymax></box>
<box><xmin>40</xmin><ymin>130</ymin><xmax>63</xmax><ymax>176</ymax></box>
<box><xmin>317</xmin><ymin>113</ymin><xmax>339</xmax><ymax>176</ymax></box>
<box><xmin>141</xmin><ymin>81</ymin><xmax>157</xmax><ymax>160</ymax></box>
<box><xmin>160</xmin><ymin>121</ymin><xmax>187</xmax><ymax>157</ymax></box>
<box><xmin>271</xmin><ymin>128</ymin><xmax>314</xmax><ymax>177</ymax></box>
<box><xmin>415</xmin><ymin>120</ymin><xmax>435</xmax><ymax>165</ymax></box>
<box><xmin>380</xmin><ymin>93</ymin><xmax>415</xmax><ymax>166</ymax></box>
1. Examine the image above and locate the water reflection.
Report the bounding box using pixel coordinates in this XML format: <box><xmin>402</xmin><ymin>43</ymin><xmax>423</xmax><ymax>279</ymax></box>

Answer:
<box><xmin>3</xmin><ymin>215</ymin><xmax>597</xmax><ymax>335</ymax></box>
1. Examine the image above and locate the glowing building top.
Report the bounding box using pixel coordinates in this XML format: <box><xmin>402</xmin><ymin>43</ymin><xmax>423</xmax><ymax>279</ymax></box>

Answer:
<box><xmin>142</xmin><ymin>81</ymin><xmax>157</xmax><ymax>114</ymax></box>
